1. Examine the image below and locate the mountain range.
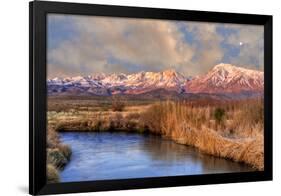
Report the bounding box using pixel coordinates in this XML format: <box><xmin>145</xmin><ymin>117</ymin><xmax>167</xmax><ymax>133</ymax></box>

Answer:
<box><xmin>47</xmin><ymin>63</ymin><xmax>264</xmax><ymax>99</ymax></box>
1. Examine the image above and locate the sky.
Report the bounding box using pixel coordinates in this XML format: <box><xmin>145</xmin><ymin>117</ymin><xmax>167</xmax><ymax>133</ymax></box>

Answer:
<box><xmin>47</xmin><ymin>14</ymin><xmax>264</xmax><ymax>78</ymax></box>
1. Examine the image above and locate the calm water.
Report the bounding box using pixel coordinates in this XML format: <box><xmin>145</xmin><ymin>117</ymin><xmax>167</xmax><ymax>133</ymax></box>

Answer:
<box><xmin>60</xmin><ymin>132</ymin><xmax>254</xmax><ymax>182</ymax></box>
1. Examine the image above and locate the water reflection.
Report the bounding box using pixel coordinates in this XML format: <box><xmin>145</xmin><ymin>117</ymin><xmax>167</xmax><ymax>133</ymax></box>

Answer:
<box><xmin>60</xmin><ymin>132</ymin><xmax>254</xmax><ymax>182</ymax></box>
<box><xmin>140</xmin><ymin>135</ymin><xmax>255</xmax><ymax>173</ymax></box>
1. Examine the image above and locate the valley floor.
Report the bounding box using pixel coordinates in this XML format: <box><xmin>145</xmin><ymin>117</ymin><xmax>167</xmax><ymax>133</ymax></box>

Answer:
<box><xmin>46</xmin><ymin>96</ymin><xmax>264</xmax><ymax>183</ymax></box>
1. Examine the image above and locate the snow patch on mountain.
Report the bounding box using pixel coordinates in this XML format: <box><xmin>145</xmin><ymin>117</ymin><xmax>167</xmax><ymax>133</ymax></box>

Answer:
<box><xmin>47</xmin><ymin>64</ymin><xmax>264</xmax><ymax>96</ymax></box>
<box><xmin>186</xmin><ymin>63</ymin><xmax>263</xmax><ymax>94</ymax></box>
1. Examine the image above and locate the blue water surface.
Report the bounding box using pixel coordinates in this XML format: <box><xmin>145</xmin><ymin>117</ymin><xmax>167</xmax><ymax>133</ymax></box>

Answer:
<box><xmin>60</xmin><ymin>132</ymin><xmax>254</xmax><ymax>182</ymax></box>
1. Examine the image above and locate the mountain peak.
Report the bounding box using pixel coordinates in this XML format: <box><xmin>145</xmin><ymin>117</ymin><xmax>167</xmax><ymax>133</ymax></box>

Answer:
<box><xmin>163</xmin><ymin>69</ymin><xmax>177</xmax><ymax>74</ymax></box>
<box><xmin>212</xmin><ymin>63</ymin><xmax>263</xmax><ymax>75</ymax></box>
<box><xmin>186</xmin><ymin>63</ymin><xmax>264</xmax><ymax>94</ymax></box>
<box><xmin>48</xmin><ymin>65</ymin><xmax>264</xmax><ymax>97</ymax></box>
<box><xmin>162</xmin><ymin>69</ymin><xmax>182</xmax><ymax>79</ymax></box>
<box><xmin>213</xmin><ymin>63</ymin><xmax>234</xmax><ymax>70</ymax></box>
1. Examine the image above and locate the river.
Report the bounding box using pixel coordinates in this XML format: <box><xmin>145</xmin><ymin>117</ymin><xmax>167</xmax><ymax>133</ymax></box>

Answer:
<box><xmin>60</xmin><ymin>132</ymin><xmax>254</xmax><ymax>182</ymax></box>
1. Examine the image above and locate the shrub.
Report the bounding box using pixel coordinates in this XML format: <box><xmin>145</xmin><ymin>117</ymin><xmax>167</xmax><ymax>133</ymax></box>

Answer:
<box><xmin>139</xmin><ymin>103</ymin><xmax>163</xmax><ymax>134</ymax></box>
<box><xmin>111</xmin><ymin>96</ymin><xmax>125</xmax><ymax>111</ymax></box>
<box><xmin>47</xmin><ymin>148</ymin><xmax>68</xmax><ymax>168</ymax></box>
<box><xmin>47</xmin><ymin>164</ymin><xmax>60</xmax><ymax>183</ymax></box>
<box><xmin>214</xmin><ymin>107</ymin><xmax>225</xmax><ymax>124</ymax></box>
<box><xmin>47</xmin><ymin>127</ymin><xmax>60</xmax><ymax>148</ymax></box>
<box><xmin>57</xmin><ymin>144</ymin><xmax>72</xmax><ymax>161</ymax></box>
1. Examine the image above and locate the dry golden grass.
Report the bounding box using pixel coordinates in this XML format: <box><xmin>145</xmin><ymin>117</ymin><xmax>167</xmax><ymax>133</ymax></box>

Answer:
<box><xmin>47</xmin><ymin>164</ymin><xmax>60</xmax><ymax>183</ymax></box>
<box><xmin>140</xmin><ymin>100</ymin><xmax>264</xmax><ymax>170</ymax></box>
<box><xmin>46</xmin><ymin>124</ymin><xmax>72</xmax><ymax>183</ymax></box>
<box><xmin>46</xmin><ymin>97</ymin><xmax>264</xmax><ymax>182</ymax></box>
<box><xmin>175</xmin><ymin>127</ymin><xmax>264</xmax><ymax>170</ymax></box>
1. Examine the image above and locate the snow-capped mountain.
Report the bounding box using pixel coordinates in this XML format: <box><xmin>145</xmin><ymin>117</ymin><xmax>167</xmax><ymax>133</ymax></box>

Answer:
<box><xmin>47</xmin><ymin>69</ymin><xmax>187</xmax><ymax>95</ymax></box>
<box><xmin>47</xmin><ymin>64</ymin><xmax>264</xmax><ymax>97</ymax></box>
<box><xmin>103</xmin><ymin>69</ymin><xmax>187</xmax><ymax>94</ymax></box>
<box><xmin>185</xmin><ymin>63</ymin><xmax>263</xmax><ymax>94</ymax></box>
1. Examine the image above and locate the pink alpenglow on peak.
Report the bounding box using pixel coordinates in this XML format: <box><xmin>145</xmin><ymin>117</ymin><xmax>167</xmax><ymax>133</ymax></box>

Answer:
<box><xmin>47</xmin><ymin>64</ymin><xmax>263</xmax><ymax>97</ymax></box>
<box><xmin>185</xmin><ymin>63</ymin><xmax>263</xmax><ymax>94</ymax></box>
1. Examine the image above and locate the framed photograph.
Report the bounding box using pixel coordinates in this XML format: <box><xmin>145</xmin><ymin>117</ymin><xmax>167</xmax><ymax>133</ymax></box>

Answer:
<box><xmin>29</xmin><ymin>1</ymin><xmax>273</xmax><ymax>195</ymax></box>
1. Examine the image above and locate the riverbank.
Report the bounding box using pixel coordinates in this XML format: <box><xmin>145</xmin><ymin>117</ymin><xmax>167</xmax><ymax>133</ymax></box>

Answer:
<box><xmin>46</xmin><ymin>125</ymin><xmax>72</xmax><ymax>183</ymax></box>
<box><xmin>59</xmin><ymin>132</ymin><xmax>254</xmax><ymax>182</ymax></box>
<box><xmin>46</xmin><ymin>98</ymin><xmax>264</xmax><ymax>182</ymax></box>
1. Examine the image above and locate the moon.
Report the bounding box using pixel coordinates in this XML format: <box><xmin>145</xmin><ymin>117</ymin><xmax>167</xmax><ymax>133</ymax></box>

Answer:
<box><xmin>239</xmin><ymin>42</ymin><xmax>243</xmax><ymax>46</ymax></box>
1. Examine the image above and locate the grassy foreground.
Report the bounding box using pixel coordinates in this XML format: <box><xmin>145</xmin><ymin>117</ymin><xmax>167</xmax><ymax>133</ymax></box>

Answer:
<box><xmin>144</xmin><ymin>101</ymin><xmax>264</xmax><ymax>170</ymax></box>
<box><xmin>47</xmin><ymin>97</ymin><xmax>264</xmax><ymax>183</ymax></box>
<box><xmin>47</xmin><ymin>126</ymin><xmax>72</xmax><ymax>183</ymax></box>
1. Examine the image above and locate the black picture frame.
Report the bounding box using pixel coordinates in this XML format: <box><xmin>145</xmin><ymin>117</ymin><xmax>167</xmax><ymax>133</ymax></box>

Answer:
<box><xmin>29</xmin><ymin>1</ymin><xmax>273</xmax><ymax>195</ymax></box>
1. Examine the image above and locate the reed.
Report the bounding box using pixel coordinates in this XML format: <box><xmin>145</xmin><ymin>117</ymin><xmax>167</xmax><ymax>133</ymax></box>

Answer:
<box><xmin>47</xmin><ymin>164</ymin><xmax>60</xmax><ymax>183</ymax></box>
<box><xmin>139</xmin><ymin>100</ymin><xmax>264</xmax><ymax>170</ymax></box>
<box><xmin>46</xmin><ymin>97</ymin><xmax>264</xmax><ymax>182</ymax></box>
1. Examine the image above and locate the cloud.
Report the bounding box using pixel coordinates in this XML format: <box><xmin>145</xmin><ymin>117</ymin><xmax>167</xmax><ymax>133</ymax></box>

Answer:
<box><xmin>47</xmin><ymin>14</ymin><xmax>264</xmax><ymax>78</ymax></box>
<box><xmin>182</xmin><ymin>22</ymin><xmax>224</xmax><ymax>75</ymax></box>
<box><xmin>47</xmin><ymin>15</ymin><xmax>195</xmax><ymax>78</ymax></box>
